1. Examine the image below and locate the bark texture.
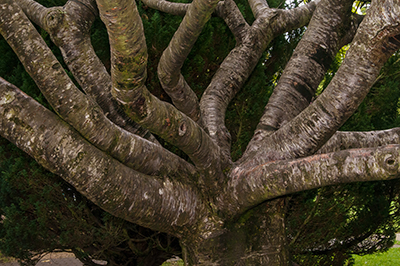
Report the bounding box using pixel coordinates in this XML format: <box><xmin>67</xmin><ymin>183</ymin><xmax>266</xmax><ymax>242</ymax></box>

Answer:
<box><xmin>1</xmin><ymin>0</ymin><xmax>400</xmax><ymax>265</ymax></box>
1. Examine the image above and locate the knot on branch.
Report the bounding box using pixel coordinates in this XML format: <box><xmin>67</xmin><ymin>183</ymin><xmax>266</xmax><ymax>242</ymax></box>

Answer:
<box><xmin>46</xmin><ymin>9</ymin><xmax>65</xmax><ymax>31</ymax></box>
<box><xmin>380</xmin><ymin>153</ymin><xmax>400</xmax><ymax>174</ymax></box>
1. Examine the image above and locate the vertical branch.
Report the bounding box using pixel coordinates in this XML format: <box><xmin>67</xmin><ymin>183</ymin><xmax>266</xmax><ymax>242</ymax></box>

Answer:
<box><xmin>96</xmin><ymin>0</ymin><xmax>223</xmax><ymax>179</ymax></box>
<box><xmin>245</xmin><ymin>0</ymin><xmax>400</xmax><ymax>163</ymax></box>
<box><xmin>0</xmin><ymin>0</ymin><xmax>197</xmax><ymax>179</ymax></box>
<box><xmin>157</xmin><ymin>0</ymin><xmax>221</xmax><ymax>123</ymax></box>
<box><xmin>248</xmin><ymin>0</ymin><xmax>269</xmax><ymax>19</ymax></box>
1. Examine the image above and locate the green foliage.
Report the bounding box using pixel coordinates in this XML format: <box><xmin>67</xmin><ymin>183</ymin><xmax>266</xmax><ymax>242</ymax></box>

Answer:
<box><xmin>0</xmin><ymin>138</ymin><xmax>180</xmax><ymax>265</ymax></box>
<box><xmin>353</xmin><ymin>248</ymin><xmax>400</xmax><ymax>266</ymax></box>
<box><xmin>287</xmin><ymin>44</ymin><xmax>400</xmax><ymax>266</ymax></box>
<box><xmin>288</xmin><ymin>181</ymin><xmax>400</xmax><ymax>266</ymax></box>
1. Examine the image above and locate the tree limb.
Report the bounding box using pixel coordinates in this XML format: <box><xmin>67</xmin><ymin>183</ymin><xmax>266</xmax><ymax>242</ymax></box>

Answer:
<box><xmin>255</xmin><ymin>0</ymin><xmax>353</xmax><ymax>136</ymax></box>
<box><xmin>0</xmin><ymin>0</ymin><xmax>196</xmax><ymax>179</ymax></box>
<box><xmin>95</xmin><ymin>0</ymin><xmax>222</xmax><ymax>177</ymax></box>
<box><xmin>0</xmin><ymin>77</ymin><xmax>205</xmax><ymax>235</ymax></box>
<box><xmin>221</xmin><ymin>144</ymin><xmax>400</xmax><ymax>216</ymax></box>
<box><xmin>200</xmin><ymin>2</ymin><xmax>318</xmax><ymax>162</ymax></box>
<box><xmin>319</xmin><ymin>128</ymin><xmax>400</xmax><ymax>154</ymax></box>
<box><xmin>243</xmin><ymin>0</ymin><xmax>400</xmax><ymax>163</ymax></box>
<box><xmin>141</xmin><ymin>0</ymin><xmax>189</xmax><ymax>16</ymax></box>
<box><xmin>215</xmin><ymin>0</ymin><xmax>250</xmax><ymax>44</ymax></box>
<box><xmin>157</xmin><ymin>0</ymin><xmax>221</xmax><ymax>123</ymax></box>
<box><xmin>12</xmin><ymin>0</ymin><xmax>48</xmax><ymax>28</ymax></box>
<box><xmin>16</xmin><ymin>0</ymin><xmax>159</xmax><ymax>143</ymax></box>
<box><xmin>248</xmin><ymin>0</ymin><xmax>269</xmax><ymax>19</ymax></box>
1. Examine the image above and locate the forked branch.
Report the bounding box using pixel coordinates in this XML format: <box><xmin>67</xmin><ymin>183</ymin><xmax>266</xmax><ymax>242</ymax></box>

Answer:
<box><xmin>16</xmin><ymin>0</ymin><xmax>158</xmax><ymax>143</ymax></box>
<box><xmin>244</xmin><ymin>0</ymin><xmax>400</xmax><ymax>162</ymax></box>
<box><xmin>0</xmin><ymin>78</ymin><xmax>205</xmax><ymax>235</ymax></box>
<box><xmin>157</xmin><ymin>0</ymin><xmax>221</xmax><ymax>123</ymax></box>
<box><xmin>0</xmin><ymin>0</ymin><xmax>196</xmax><ymax>179</ymax></box>
<box><xmin>95</xmin><ymin>0</ymin><xmax>222</xmax><ymax>172</ymax></box>
<box><xmin>221</xmin><ymin>145</ymin><xmax>400</xmax><ymax>216</ymax></box>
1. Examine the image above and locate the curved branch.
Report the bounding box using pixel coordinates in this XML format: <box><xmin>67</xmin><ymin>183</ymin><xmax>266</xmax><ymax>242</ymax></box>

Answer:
<box><xmin>158</xmin><ymin>0</ymin><xmax>221</xmax><ymax>123</ymax></box>
<box><xmin>220</xmin><ymin>145</ymin><xmax>400</xmax><ymax>216</ymax></box>
<box><xmin>14</xmin><ymin>0</ymin><xmax>48</xmax><ymax>28</ymax></box>
<box><xmin>215</xmin><ymin>0</ymin><xmax>249</xmax><ymax>44</ymax></box>
<box><xmin>141</xmin><ymin>0</ymin><xmax>189</xmax><ymax>16</ymax></box>
<box><xmin>200</xmin><ymin>3</ymin><xmax>318</xmax><ymax>162</ymax></box>
<box><xmin>95</xmin><ymin>0</ymin><xmax>222</xmax><ymax>176</ymax></box>
<box><xmin>243</xmin><ymin>0</ymin><xmax>400</xmax><ymax>163</ymax></box>
<box><xmin>22</xmin><ymin>0</ymin><xmax>158</xmax><ymax>143</ymax></box>
<box><xmin>0</xmin><ymin>0</ymin><xmax>196</xmax><ymax>179</ymax></box>
<box><xmin>0</xmin><ymin>77</ymin><xmax>205</xmax><ymax>235</ymax></box>
<box><xmin>256</xmin><ymin>0</ymin><xmax>353</xmax><ymax>135</ymax></box>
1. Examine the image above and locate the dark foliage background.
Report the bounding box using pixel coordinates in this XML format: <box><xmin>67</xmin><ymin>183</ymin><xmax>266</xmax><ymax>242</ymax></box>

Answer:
<box><xmin>0</xmin><ymin>0</ymin><xmax>399</xmax><ymax>265</ymax></box>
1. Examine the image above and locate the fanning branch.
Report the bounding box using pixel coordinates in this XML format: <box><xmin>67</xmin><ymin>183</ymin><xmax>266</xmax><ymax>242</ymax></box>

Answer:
<box><xmin>243</xmin><ymin>0</ymin><xmax>400</xmax><ymax>163</ymax></box>
<box><xmin>0</xmin><ymin>0</ymin><xmax>196</xmax><ymax>179</ymax></box>
<box><xmin>0</xmin><ymin>78</ymin><xmax>205</xmax><ymax>234</ymax></box>
<box><xmin>221</xmin><ymin>145</ymin><xmax>400</xmax><ymax>216</ymax></box>
<box><xmin>158</xmin><ymin>0</ymin><xmax>221</xmax><ymax>123</ymax></box>
<box><xmin>256</xmin><ymin>0</ymin><xmax>353</xmax><ymax>136</ymax></box>
<box><xmin>18</xmin><ymin>0</ymin><xmax>158</xmax><ymax>143</ymax></box>
<box><xmin>96</xmin><ymin>0</ymin><xmax>222</xmax><ymax>172</ymax></box>
<box><xmin>200</xmin><ymin>3</ymin><xmax>317</xmax><ymax>161</ymax></box>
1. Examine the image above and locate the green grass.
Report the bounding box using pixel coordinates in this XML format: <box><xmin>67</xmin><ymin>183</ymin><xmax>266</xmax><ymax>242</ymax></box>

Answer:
<box><xmin>161</xmin><ymin>260</ymin><xmax>184</xmax><ymax>266</ymax></box>
<box><xmin>353</xmin><ymin>248</ymin><xmax>400</xmax><ymax>266</ymax></box>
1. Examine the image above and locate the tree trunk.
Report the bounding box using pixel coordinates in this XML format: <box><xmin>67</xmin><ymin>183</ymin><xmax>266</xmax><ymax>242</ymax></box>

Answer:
<box><xmin>181</xmin><ymin>199</ymin><xmax>289</xmax><ymax>266</ymax></box>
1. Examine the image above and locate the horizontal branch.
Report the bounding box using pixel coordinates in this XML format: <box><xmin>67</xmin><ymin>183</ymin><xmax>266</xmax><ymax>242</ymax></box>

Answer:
<box><xmin>0</xmin><ymin>77</ymin><xmax>205</xmax><ymax>235</ymax></box>
<box><xmin>0</xmin><ymin>0</ymin><xmax>196</xmax><ymax>179</ymax></box>
<box><xmin>220</xmin><ymin>145</ymin><xmax>400</xmax><ymax>216</ymax></box>
<box><xmin>319</xmin><ymin>128</ymin><xmax>400</xmax><ymax>153</ymax></box>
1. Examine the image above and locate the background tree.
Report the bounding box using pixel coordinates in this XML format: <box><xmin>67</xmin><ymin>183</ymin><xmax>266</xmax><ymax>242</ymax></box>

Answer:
<box><xmin>1</xmin><ymin>0</ymin><xmax>400</xmax><ymax>265</ymax></box>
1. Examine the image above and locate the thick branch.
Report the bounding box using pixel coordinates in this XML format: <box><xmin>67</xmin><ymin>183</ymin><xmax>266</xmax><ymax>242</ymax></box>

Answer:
<box><xmin>243</xmin><ymin>0</ymin><xmax>400</xmax><ymax>163</ymax></box>
<box><xmin>141</xmin><ymin>0</ymin><xmax>189</xmax><ymax>16</ymax></box>
<box><xmin>319</xmin><ymin>128</ymin><xmax>400</xmax><ymax>154</ymax></box>
<box><xmin>158</xmin><ymin>0</ymin><xmax>221</xmax><ymax>123</ymax></box>
<box><xmin>200</xmin><ymin>3</ymin><xmax>318</xmax><ymax>162</ymax></box>
<box><xmin>96</xmin><ymin>0</ymin><xmax>222</xmax><ymax>172</ymax></box>
<box><xmin>256</xmin><ymin>0</ymin><xmax>353</xmax><ymax>135</ymax></box>
<box><xmin>248</xmin><ymin>0</ymin><xmax>268</xmax><ymax>19</ymax></box>
<box><xmin>220</xmin><ymin>145</ymin><xmax>400</xmax><ymax>216</ymax></box>
<box><xmin>19</xmin><ymin>0</ymin><xmax>159</xmax><ymax>143</ymax></box>
<box><xmin>0</xmin><ymin>0</ymin><xmax>196</xmax><ymax>179</ymax></box>
<box><xmin>14</xmin><ymin>0</ymin><xmax>48</xmax><ymax>28</ymax></box>
<box><xmin>0</xmin><ymin>77</ymin><xmax>205</xmax><ymax>235</ymax></box>
<box><xmin>215</xmin><ymin>0</ymin><xmax>249</xmax><ymax>44</ymax></box>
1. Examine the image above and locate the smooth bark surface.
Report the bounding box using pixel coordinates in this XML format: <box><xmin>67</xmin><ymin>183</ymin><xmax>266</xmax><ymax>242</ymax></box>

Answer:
<box><xmin>1</xmin><ymin>0</ymin><xmax>400</xmax><ymax>265</ymax></box>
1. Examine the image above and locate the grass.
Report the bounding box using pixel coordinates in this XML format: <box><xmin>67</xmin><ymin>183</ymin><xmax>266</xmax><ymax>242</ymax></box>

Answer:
<box><xmin>353</xmin><ymin>248</ymin><xmax>400</xmax><ymax>266</ymax></box>
<box><xmin>161</xmin><ymin>260</ymin><xmax>184</xmax><ymax>266</ymax></box>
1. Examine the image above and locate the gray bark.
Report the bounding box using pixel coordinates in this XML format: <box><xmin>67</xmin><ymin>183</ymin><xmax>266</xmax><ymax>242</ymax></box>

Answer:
<box><xmin>1</xmin><ymin>0</ymin><xmax>400</xmax><ymax>265</ymax></box>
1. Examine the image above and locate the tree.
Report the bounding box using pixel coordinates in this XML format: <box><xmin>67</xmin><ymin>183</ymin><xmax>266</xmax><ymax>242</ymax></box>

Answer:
<box><xmin>1</xmin><ymin>0</ymin><xmax>400</xmax><ymax>265</ymax></box>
